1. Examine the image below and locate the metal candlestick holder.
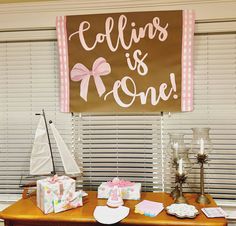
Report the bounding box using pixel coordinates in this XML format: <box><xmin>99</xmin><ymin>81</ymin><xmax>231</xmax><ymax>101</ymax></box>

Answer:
<box><xmin>170</xmin><ymin>158</ymin><xmax>180</xmax><ymax>199</ymax></box>
<box><xmin>175</xmin><ymin>172</ymin><xmax>188</xmax><ymax>204</ymax></box>
<box><xmin>167</xmin><ymin>133</ymin><xmax>186</xmax><ymax>199</ymax></box>
<box><xmin>196</xmin><ymin>153</ymin><xmax>210</xmax><ymax>204</ymax></box>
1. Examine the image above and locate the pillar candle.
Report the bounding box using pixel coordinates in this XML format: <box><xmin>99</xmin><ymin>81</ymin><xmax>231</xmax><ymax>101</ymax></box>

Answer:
<box><xmin>178</xmin><ymin>158</ymin><xmax>183</xmax><ymax>175</ymax></box>
<box><xmin>200</xmin><ymin>138</ymin><xmax>204</xmax><ymax>155</ymax></box>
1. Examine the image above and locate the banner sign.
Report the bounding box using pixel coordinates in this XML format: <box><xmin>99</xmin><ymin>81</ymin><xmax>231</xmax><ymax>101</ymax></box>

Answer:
<box><xmin>56</xmin><ymin>10</ymin><xmax>194</xmax><ymax>112</ymax></box>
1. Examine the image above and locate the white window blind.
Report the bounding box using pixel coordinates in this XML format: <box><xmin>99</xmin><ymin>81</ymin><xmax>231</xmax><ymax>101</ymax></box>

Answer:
<box><xmin>0</xmin><ymin>31</ymin><xmax>235</xmax><ymax>200</ymax></box>
<box><xmin>163</xmin><ymin>33</ymin><xmax>236</xmax><ymax>199</ymax></box>
<box><xmin>0</xmin><ymin>40</ymin><xmax>71</xmax><ymax>194</ymax></box>
<box><xmin>72</xmin><ymin>113</ymin><xmax>165</xmax><ymax>192</ymax></box>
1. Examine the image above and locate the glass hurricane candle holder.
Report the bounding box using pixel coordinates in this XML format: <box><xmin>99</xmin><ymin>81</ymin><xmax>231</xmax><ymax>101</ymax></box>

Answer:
<box><xmin>167</xmin><ymin>133</ymin><xmax>186</xmax><ymax>199</ymax></box>
<box><xmin>191</xmin><ymin>128</ymin><xmax>212</xmax><ymax>204</ymax></box>
<box><xmin>175</xmin><ymin>151</ymin><xmax>193</xmax><ymax>204</ymax></box>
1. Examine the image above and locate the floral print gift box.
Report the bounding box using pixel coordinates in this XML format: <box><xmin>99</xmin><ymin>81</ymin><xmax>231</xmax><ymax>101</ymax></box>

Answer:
<box><xmin>98</xmin><ymin>178</ymin><xmax>141</xmax><ymax>200</ymax></box>
<box><xmin>36</xmin><ymin>175</ymin><xmax>76</xmax><ymax>214</ymax></box>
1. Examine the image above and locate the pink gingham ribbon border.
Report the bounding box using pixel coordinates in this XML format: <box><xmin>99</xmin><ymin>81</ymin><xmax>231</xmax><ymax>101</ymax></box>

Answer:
<box><xmin>181</xmin><ymin>10</ymin><xmax>195</xmax><ymax>112</ymax></box>
<box><xmin>56</xmin><ymin>16</ymin><xmax>70</xmax><ymax>112</ymax></box>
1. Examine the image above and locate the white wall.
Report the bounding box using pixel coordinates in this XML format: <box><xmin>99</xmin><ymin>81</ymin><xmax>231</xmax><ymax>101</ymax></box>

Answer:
<box><xmin>0</xmin><ymin>0</ymin><xmax>235</xmax><ymax>32</ymax></box>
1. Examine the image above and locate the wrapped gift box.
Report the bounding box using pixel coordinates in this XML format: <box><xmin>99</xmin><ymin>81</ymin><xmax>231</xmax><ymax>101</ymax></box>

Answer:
<box><xmin>36</xmin><ymin>175</ymin><xmax>76</xmax><ymax>214</ymax></box>
<box><xmin>54</xmin><ymin>190</ymin><xmax>83</xmax><ymax>213</ymax></box>
<box><xmin>98</xmin><ymin>178</ymin><xmax>141</xmax><ymax>200</ymax></box>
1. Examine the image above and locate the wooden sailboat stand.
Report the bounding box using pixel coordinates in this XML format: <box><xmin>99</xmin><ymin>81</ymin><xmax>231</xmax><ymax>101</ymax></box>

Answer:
<box><xmin>22</xmin><ymin>186</ymin><xmax>37</xmax><ymax>199</ymax></box>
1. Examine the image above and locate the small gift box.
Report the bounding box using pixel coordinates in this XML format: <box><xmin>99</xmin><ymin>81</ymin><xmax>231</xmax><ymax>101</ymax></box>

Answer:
<box><xmin>36</xmin><ymin>175</ymin><xmax>76</xmax><ymax>214</ymax></box>
<box><xmin>98</xmin><ymin>177</ymin><xmax>141</xmax><ymax>200</ymax></box>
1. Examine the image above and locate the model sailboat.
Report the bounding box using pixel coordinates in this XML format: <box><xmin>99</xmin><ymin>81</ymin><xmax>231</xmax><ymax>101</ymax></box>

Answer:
<box><xmin>30</xmin><ymin>110</ymin><xmax>80</xmax><ymax>177</ymax></box>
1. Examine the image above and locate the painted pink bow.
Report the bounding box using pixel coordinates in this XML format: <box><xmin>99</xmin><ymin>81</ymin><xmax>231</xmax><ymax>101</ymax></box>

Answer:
<box><xmin>70</xmin><ymin>57</ymin><xmax>111</xmax><ymax>101</ymax></box>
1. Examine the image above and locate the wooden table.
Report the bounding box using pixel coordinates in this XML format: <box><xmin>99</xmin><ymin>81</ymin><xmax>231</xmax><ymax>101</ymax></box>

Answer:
<box><xmin>0</xmin><ymin>191</ymin><xmax>227</xmax><ymax>226</ymax></box>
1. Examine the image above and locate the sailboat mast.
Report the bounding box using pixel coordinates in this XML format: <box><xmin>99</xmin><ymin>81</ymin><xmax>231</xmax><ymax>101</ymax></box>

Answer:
<box><xmin>36</xmin><ymin>109</ymin><xmax>56</xmax><ymax>175</ymax></box>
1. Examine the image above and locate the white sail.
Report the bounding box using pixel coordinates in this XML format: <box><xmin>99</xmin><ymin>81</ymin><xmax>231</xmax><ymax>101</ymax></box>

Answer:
<box><xmin>50</xmin><ymin>122</ymin><xmax>81</xmax><ymax>175</ymax></box>
<box><xmin>30</xmin><ymin>116</ymin><xmax>53</xmax><ymax>175</ymax></box>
